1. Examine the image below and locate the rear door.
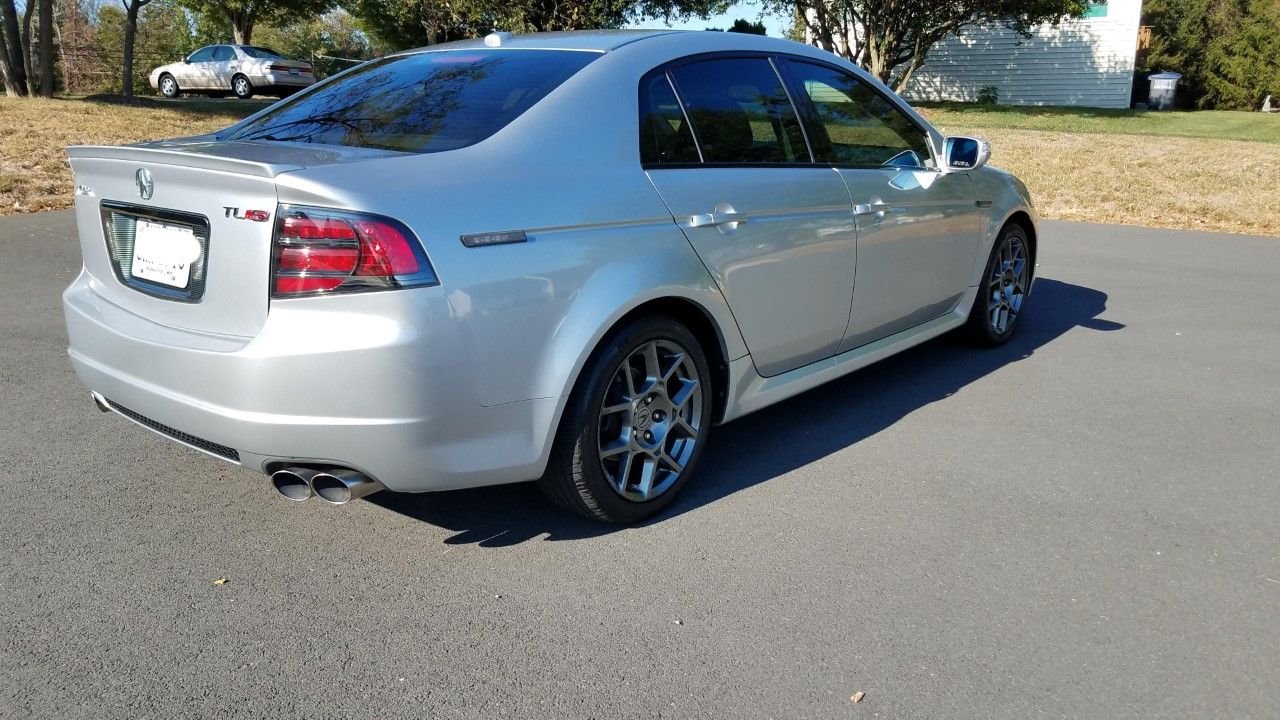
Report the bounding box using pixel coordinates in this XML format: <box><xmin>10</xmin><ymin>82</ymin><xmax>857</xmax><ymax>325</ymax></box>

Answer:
<box><xmin>176</xmin><ymin>46</ymin><xmax>215</xmax><ymax>88</ymax></box>
<box><xmin>779</xmin><ymin>58</ymin><xmax>981</xmax><ymax>351</ymax></box>
<box><xmin>209</xmin><ymin>46</ymin><xmax>237</xmax><ymax>89</ymax></box>
<box><xmin>643</xmin><ymin>56</ymin><xmax>858</xmax><ymax>377</ymax></box>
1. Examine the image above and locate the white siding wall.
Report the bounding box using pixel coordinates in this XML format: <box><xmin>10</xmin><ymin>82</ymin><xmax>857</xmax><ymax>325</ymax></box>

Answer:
<box><xmin>901</xmin><ymin>0</ymin><xmax>1143</xmax><ymax>109</ymax></box>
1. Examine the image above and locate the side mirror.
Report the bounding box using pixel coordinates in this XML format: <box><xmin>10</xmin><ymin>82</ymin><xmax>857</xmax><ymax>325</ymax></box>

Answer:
<box><xmin>943</xmin><ymin>136</ymin><xmax>991</xmax><ymax>171</ymax></box>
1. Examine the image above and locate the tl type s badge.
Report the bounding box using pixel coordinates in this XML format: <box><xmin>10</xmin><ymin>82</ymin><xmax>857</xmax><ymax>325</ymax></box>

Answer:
<box><xmin>224</xmin><ymin>207</ymin><xmax>271</xmax><ymax>222</ymax></box>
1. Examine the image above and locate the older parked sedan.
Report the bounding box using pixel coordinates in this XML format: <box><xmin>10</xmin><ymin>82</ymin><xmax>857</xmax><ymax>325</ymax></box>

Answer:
<box><xmin>149</xmin><ymin>44</ymin><xmax>314</xmax><ymax>99</ymax></box>
<box><xmin>65</xmin><ymin>30</ymin><xmax>1036</xmax><ymax>523</ymax></box>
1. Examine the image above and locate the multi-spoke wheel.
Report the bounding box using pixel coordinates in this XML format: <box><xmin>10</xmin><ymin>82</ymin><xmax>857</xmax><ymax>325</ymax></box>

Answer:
<box><xmin>539</xmin><ymin>317</ymin><xmax>712</xmax><ymax>523</ymax></box>
<box><xmin>966</xmin><ymin>223</ymin><xmax>1032</xmax><ymax>345</ymax></box>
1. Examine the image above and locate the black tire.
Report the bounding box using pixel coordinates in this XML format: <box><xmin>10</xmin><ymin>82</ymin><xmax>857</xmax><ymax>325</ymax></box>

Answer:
<box><xmin>538</xmin><ymin>316</ymin><xmax>713</xmax><ymax>524</ymax></box>
<box><xmin>158</xmin><ymin>73</ymin><xmax>179</xmax><ymax>98</ymax></box>
<box><xmin>231</xmin><ymin>74</ymin><xmax>254</xmax><ymax>99</ymax></box>
<box><xmin>964</xmin><ymin>222</ymin><xmax>1032</xmax><ymax>345</ymax></box>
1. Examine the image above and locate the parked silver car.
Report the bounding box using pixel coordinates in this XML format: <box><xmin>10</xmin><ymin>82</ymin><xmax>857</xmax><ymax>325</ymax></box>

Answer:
<box><xmin>148</xmin><ymin>44</ymin><xmax>314</xmax><ymax>99</ymax></box>
<box><xmin>65</xmin><ymin>30</ymin><xmax>1036</xmax><ymax>523</ymax></box>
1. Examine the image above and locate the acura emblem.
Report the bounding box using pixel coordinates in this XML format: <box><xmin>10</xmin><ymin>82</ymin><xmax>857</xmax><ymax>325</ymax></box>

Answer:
<box><xmin>135</xmin><ymin>168</ymin><xmax>154</xmax><ymax>200</ymax></box>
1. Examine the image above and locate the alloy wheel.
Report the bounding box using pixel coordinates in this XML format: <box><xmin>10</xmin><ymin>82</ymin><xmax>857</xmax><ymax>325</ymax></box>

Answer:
<box><xmin>986</xmin><ymin>232</ymin><xmax>1029</xmax><ymax>334</ymax></box>
<box><xmin>596</xmin><ymin>339</ymin><xmax>703</xmax><ymax>502</ymax></box>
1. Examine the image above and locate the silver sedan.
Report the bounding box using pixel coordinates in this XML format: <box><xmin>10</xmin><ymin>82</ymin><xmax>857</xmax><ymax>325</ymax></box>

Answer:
<box><xmin>66</xmin><ymin>30</ymin><xmax>1036</xmax><ymax>523</ymax></box>
<box><xmin>148</xmin><ymin>44</ymin><xmax>314</xmax><ymax>99</ymax></box>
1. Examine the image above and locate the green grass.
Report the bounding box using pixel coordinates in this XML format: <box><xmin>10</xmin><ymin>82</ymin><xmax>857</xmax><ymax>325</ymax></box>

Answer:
<box><xmin>917</xmin><ymin>104</ymin><xmax>1280</xmax><ymax>144</ymax></box>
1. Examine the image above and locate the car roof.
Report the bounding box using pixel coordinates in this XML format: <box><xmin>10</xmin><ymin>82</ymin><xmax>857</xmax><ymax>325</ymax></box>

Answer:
<box><xmin>403</xmin><ymin>29</ymin><xmax>687</xmax><ymax>54</ymax></box>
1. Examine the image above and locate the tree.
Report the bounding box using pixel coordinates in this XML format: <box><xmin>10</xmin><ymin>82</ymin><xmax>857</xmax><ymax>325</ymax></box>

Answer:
<box><xmin>179</xmin><ymin>0</ymin><xmax>335</xmax><ymax>45</ymax></box>
<box><xmin>348</xmin><ymin>0</ymin><xmax>732</xmax><ymax>50</ymax></box>
<box><xmin>254</xmin><ymin>10</ymin><xmax>373</xmax><ymax>78</ymax></box>
<box><xmin>120</xmin><ymin>0</ymin><xmax>152</xmax><ymax>97</ymax></box>
<box><xmin>0</xmin><ymin>0</ymin><xmax>28</xmax><ymax>95</ymax></box>
<box><xmin>37</xmin><ymin>0</ymin><xmax>49</xmax><ymax>95</ymax></box>
<box><xmin>1144</xmin><ymin>0</ymin><xmax>1280</xmax><ymax>109</ymax></box>
<box><xmin>706</xmin><ymin>18</ymin><xmax>768</xmax><ymax>33</ymax></box>
<box><xmin>767</xmin><ymin>0</ymin><xmax>1089</xmax><ymax>92</ymax></box>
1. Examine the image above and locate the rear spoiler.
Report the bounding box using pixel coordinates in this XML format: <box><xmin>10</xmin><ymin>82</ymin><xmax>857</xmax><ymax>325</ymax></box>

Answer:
<box><xmin>67</xmin><ymin>144</ymin><xmax>298</xmax><ymax>178</ymax></box>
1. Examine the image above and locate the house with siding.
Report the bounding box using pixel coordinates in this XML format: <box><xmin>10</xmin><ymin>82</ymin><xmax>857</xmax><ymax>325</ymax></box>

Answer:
<box><xmin>900</xmin><ymin>0</ymin><xmax>1144</xmax><ymax>109</ymax></box>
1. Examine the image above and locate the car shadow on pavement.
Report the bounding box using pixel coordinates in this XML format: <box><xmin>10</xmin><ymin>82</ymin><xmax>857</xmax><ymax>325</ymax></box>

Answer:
<box><xmin>369</xmin><ymin>277</ymin><xmax>1123</xmax><ymax>546</ymax></box>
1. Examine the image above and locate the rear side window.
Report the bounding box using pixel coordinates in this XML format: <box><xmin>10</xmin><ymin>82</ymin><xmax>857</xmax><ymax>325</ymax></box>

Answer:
<box><xmin>212</xmin><ymin>46</ymin><xmax>235</xmax><ymax>62</ymax></box>
<box><xmin>242</xmin><ymin>46</ymin><xmax>282</xmax><ymax>59</ymax></box>
<box><xmin>639</xmin><ymin>73</ymin><xmax>700</xmax><ymax>164</ymax></box>
<box><xmin>667</xmin><ymin>57</ymin><xmax>809</xmax><ymax>164</ymax></box>
<box><xmin>225</xmin><ymin>50</ymin><xmax>598</xmax><ymax>153</ymax></box>
<box><xmin>783</xmin><ymin>60</ymin><xmax>932</xmax><ymax>168</ymax></box>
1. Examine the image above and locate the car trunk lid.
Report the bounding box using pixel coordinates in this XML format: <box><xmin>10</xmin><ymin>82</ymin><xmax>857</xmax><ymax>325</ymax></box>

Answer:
<box><xmin>67</xmin><ymin>141</ymin><xmax>402</xmax><ymax>338</ymax></box>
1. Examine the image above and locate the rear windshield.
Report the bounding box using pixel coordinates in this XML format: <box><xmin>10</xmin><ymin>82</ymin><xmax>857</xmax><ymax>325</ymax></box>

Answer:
<box><xmin>241</xmin><ymin>46</ymin><xmax>282</xmax><ymax>59</ymax></box>
<box><xmin>224</xmin><ymin>49</ymin><xmax>599</xmax><ymax>153</ymax></box>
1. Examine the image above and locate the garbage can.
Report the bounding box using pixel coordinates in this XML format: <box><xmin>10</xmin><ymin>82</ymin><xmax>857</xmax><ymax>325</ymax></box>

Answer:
<box><xmin>1148</xmin><ymin>72</ymin><xmax>1181</xmax><ymax>111</ymax></box>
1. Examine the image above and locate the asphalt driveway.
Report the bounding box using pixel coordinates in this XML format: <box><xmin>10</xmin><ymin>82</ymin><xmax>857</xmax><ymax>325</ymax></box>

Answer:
<box><xmin>1</xmin><ymin>211</ymin><xmax>1277</xmax><ymax>719</ymax></box>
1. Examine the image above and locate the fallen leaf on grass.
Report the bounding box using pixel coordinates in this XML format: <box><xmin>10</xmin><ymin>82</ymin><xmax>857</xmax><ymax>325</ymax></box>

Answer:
<box><xmin>213</xmin><ymin>577</ymin><xmax>227</xmax><ymax>585</ymax></box>
<box><xmin>850</xmin><ymin>692</ymin><xmax>865</xmax><ymax>704</ymax></box>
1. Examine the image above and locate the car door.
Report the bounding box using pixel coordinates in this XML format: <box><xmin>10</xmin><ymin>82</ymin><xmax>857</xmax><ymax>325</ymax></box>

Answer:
<box><xmin>209</xmin><ymin>46</ymin><xmax>237</xmax><ymax>89</ymax></box>
<box><xmin>643</xmin><ymin>56</ymin><xmax>858</xmax><ymax>377</ymax></box>
<box><xmin>178</xmin><ymin>46</ymin><xmax>216</xmax><ymax>88</ymax></box>
<box><xmin>779</xmin><ymin>59</ymin><xmax>982</xmax><ymax>352</ymax></box>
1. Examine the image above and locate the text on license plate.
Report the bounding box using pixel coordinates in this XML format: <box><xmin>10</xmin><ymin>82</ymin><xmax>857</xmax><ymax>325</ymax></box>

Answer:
<box><xmin>132</xmin><ymin>219</ymin><xmax>200</xmax><ymax>289</ymax></box>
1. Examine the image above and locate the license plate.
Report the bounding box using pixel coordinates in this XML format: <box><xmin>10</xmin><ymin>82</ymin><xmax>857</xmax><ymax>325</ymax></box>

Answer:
<box><xmin>289</xmin><ymin>68</ymin><xmax>299</xmax><ymax>75</ymax></box>
<box><xmin>131</xmin><ymin>219</ymin><xmax>201</xmax><ymax>289</ymax></box>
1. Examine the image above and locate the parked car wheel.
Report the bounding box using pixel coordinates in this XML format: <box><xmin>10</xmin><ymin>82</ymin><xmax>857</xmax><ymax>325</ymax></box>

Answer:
<box><xmin>539</xmin><ymin>316</ymin><xmax>712</xmax><ymax>524</ymax></box>
<box><xmin>158</xmin><ymin>74</ymin><xmax>179</xmax><ymax>98</ymax></box>
<box><xmin>232</xmin><ymin>74</ymin><xmax>253</xmax><ymax>99</ymax></box>
<box><xmin>966</xmin><ymin>222</ymin><xmax>1032</xmax><ymax>345</ymax></box>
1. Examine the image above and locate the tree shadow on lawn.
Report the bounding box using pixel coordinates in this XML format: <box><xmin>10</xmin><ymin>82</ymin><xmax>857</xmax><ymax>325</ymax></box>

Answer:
<box><xmin>369</xmin><ymin>277</ymin><xmax>1124</xmax><ymax>546</ymax></box>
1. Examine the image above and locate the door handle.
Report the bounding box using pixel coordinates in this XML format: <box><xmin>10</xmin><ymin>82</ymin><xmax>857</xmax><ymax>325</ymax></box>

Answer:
<box><xmin>689</xmin><ymin>211</ymin><xmax>748</xmax><ymax>228</ymax></box>
<box><xmin>854</xmin><ymin>202</ymin><xmax>904</xmax><ymax>216</ymax></box>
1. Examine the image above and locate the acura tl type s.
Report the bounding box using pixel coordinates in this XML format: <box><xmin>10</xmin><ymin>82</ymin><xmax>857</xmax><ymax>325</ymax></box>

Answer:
<box><xmin>63</xmin><ymin>30</ymin><xmax>1037</xmax><ymax>524</ymax></box>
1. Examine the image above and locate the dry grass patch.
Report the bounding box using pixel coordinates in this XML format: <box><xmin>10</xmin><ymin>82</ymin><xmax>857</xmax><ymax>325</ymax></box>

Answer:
<box><xmin>946</xmin><ymin>127</ymin><xmax>1280</xmax><ymax>237</ymax></box>
<box><xmin>0</xmin><ymin>97</ymin><xmax>252</xmax><ymax>214</ymax></box>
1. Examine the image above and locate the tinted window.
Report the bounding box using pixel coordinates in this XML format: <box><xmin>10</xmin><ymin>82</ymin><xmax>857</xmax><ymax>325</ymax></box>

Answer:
<box><xmin>639</xmin><ymin>73</ymin><xmax>699</xmax><ymax>165</ymax></box>
<box><xmin>212</xmin><ymin>46</ymin><xmax>235</xmax><ymax>62</ymax></box>
<box><xmin>784</xmin><ymin>60</ymin><xmax>932</xmax><ymax>168</ymax></box>
<box><xmin>187</xmin><ymin>47</ymin><xmax>215</xmax><ymax>63</ymax></box>
<box><xmin>225</xmin><ymin>50</ymin><xmax>597</xmax><ymax>153</ymax></box>
<box><xmin>242</xmin><ymin>46</ymin><xmax>282</xmax><ymax>59</ymax></box>
<box><xmin>669</xmin><ymin>57</ymin><xmax>809</xmax><ymax>164</ymax></box>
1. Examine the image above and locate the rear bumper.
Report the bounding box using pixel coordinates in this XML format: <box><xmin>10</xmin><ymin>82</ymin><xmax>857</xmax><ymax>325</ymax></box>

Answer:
<box><xmin>63</xmin><ymin>270</ymin><xmax>557</xmax><ymax>492</ymax></box>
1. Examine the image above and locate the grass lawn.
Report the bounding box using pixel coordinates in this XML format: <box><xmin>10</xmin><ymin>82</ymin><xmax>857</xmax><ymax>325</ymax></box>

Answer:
<box><xmin>1</xmin><ymin>96</ymin><xmax>1277</xmax><ymax>236</ymax></box>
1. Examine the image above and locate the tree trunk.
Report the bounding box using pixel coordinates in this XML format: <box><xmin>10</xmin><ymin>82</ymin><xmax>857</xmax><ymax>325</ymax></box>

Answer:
<box><xmin>122</xmin><ymin>2</ymin><xmax>138</xmax><ymax>98</ymax></box>
<box><xmin>20</xmin><ymin>0</ymin><xmax>31</xmax><ymax>88</ymax></box>
<box><xmin>38</xmin><ymin>0</ymin><xmax>51</xmax><ymax>96</ymax></box>
<box><xmin>0</xmin><ymin>0</ymin><xmax>27</xmax><ymax>95</ymax></box>
<box><xmin>0</xmin><ymin>28</ymin><xmax>17</xmax><ymax>96</ymax></box>
<box><xmin>227</xmin><ymin>8</ymin><xmax>254</xmax><ymax>45</ymax></box>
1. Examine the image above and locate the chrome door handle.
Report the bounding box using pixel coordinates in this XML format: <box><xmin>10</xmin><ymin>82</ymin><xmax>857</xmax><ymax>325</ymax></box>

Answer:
<box><xmin>689</xmin><ymin>211</ymin><xmax>748</xmax><ymax>228</ymax></box>
<box><xmin>854</xmin><ymin>202</ymin><xmax>903</xmax><ymax>216</ymax></box>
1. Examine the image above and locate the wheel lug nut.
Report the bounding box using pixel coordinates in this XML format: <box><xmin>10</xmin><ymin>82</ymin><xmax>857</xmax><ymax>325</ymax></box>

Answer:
<box><xmin>644</xmin><ymin>396</ymin><xmax>653</xmax><ymax>405</ymax></box>
<box><xmin>644</xmin><ymin>431</ymin><xmax>653</xmax><ymax>440</ymax></box>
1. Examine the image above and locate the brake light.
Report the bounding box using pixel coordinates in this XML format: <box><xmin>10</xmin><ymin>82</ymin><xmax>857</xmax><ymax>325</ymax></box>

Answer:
<box><xmin>267</xmin><ymin>64</ymin><xmax>293</xmax><ymax>72</ymax></box>
<box><xmin>272</xmin><ymin>205</ymin><xmax>437</xmax><ymax>298</ymax></box>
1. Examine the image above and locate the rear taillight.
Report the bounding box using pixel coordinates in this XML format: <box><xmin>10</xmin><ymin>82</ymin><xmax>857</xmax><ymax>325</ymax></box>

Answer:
<box><xmin>271</xmin><ymin>205</ymin><xmax>437</xmax><ymax>298</ymax></box>
<box><xmin>267</xmin><ymin>64</ymin><xmax>292</xmax><ymax>72</ymax></box>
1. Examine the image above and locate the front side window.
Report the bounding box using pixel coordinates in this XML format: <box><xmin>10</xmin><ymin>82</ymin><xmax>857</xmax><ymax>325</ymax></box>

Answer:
<box><xmin>187</xmin><ymin>47</ymin><xmax>215</xmax><ymax>63</ymax></box>
<box><xmin>784</xmin><ymin>60</ymin><xmax>933</xmax><ymax>168</ymax></box>
<box><xmin>225</xmin><ymin>50</ymin><xmax>598</xmax><ymax>153</ymax></box>
<box><xmin>668</xmin><ymin>57</ymin><xmax>809</xmax><ymax>164</ymax></box>
<box><xmin>212</xmin><ymin>46</ymin><xmax>235</xmax><ymax>62</ymax></box>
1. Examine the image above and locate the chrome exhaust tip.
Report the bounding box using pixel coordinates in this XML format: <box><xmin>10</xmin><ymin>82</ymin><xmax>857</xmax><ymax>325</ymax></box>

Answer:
<box><xmin>311</xmin><ymin>469</ymin><xmax>385</xmax><ymax>505</ymax></box>
<box><xmin>271</xmin><ymin>467</ymin><xmax>320</xmax><ymax>502</ymax></box>
<box><xmin>91</xmin><ymin>393</ymin><xmax>111</xmax><ymax>413</ymax></box>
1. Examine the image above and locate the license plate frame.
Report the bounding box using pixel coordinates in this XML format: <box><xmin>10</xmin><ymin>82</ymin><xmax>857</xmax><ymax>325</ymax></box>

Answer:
<box><xmin>100</xmin><ymin>202</ymin><xmax>212</xmax><ymax>303</ymax></box>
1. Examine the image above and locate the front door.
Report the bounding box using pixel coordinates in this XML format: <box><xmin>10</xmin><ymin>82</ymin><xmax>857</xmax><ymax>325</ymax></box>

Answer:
<box><xmin>642</xmin><ymin>56</ymin><xmax>858</xmax><ymax>377</ymax></box>
<box><xmin>779</xmin><ymin>59</ymin><xmax>982</xmax><ymax>351</ymax></box>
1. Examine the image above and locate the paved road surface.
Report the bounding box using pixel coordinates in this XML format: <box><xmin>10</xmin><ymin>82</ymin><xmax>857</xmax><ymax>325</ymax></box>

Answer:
<box><xmin>2</xmin><ymin>211</ymin><xmax>1277</xmax><ymax>719</ymax></box>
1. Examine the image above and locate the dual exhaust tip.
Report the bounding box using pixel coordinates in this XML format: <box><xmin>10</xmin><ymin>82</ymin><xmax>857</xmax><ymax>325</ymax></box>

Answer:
<box><xmin>270</xmin><ymin>467</ymin><xmax>384</xmax><ymax>505</ymax></box>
